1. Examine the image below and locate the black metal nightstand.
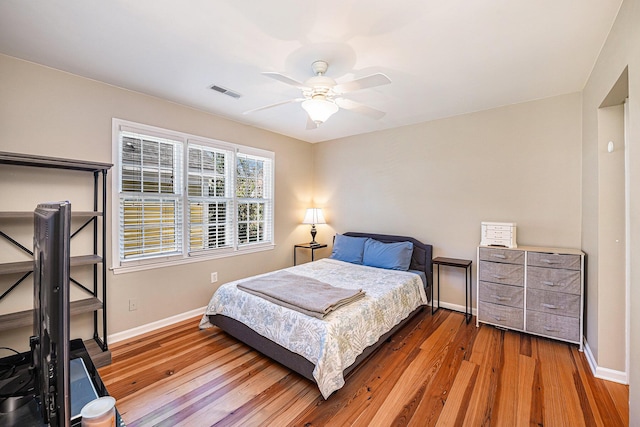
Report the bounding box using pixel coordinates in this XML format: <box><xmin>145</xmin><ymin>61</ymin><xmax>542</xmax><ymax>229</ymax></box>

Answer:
<box><xmin>432</xmin><ymin>257</ymin><xmax>473</xmax><ymax>323</ymax></box>
<box><xmin>294</xmin><ymin>243</ymin><xmax>327</xmax><ymax>265</ymax></box>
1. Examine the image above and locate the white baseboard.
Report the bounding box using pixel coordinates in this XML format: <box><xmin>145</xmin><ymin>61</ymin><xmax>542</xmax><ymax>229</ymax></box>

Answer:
<box><xmin>583</xmin><ymin>338</ymin><xmax>628</xmax><ymax>385</ymax></box>
<box><xmin>429</xmin><ymin>301</ymin><xmax>477</xmax><ymax>317</ymax></box>
<box><xmin>108</xmin><ymin>306</ymin><xmax>207</xmax><ymax>345</ymax></box>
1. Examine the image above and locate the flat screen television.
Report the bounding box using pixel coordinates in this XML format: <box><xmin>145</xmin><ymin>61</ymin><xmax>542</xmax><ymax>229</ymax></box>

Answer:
<box><xmin>0</xmin><ymin>201</ymin><xmax>72</xmax><ymax>426</ymax></box>
<box><xmin>32</xmin><ymin>201</ymin><xmax>72</xmax><ymax>427</ymax></box>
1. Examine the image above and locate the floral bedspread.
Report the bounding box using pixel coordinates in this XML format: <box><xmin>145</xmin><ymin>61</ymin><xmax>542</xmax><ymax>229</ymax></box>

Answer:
<box><xmin>199</xmin><ymin>258</ymin><xmax>428</xmax><ymax>398</ymax></box>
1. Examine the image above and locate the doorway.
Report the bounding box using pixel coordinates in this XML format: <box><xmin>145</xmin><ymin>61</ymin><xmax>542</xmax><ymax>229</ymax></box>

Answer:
<box><xmin>596</xmin><ymin>67</ymin><xmax>629</xmax><ymax>382</ymax></box>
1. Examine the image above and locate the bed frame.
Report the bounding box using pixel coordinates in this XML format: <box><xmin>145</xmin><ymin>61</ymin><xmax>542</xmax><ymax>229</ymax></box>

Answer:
<box><xmin>208</xmin><ymin>232</ymin><xmax>433</xmax><ymax>387</ymax></box>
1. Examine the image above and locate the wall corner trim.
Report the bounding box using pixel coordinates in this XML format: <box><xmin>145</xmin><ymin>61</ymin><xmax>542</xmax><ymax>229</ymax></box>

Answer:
<box><xmin>583</xmin><ymin>337</ymin><xmax>629</xmax><ymax>385</ymax></box>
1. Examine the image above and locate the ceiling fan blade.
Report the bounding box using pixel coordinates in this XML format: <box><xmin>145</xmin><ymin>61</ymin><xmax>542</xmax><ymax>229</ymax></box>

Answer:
<box><xmin>334</xmin><ymin>73</ymin><xmax>391</xmax><ymax>93</ymax></box>
<box><xmin>243</xmin><ymin>98</ymin><xmax>303</xmax><ymax>114</ymax></box>
<box><xmin>262</xmin><ymin>72</ymin><xmax>308</xmax><ymax>89</ymax></box>
<box><xmin>306</xmin><ymin>116</ymin><xmax>318</xmax><ymax>130</ymax></box>
<box><xmin>336</xmin><ymin>98</ymin><xmax>386</xmax><ymax>120</ymax></box>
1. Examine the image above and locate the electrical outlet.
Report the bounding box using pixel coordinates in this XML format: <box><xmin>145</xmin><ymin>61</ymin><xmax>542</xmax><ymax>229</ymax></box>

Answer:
<box><xmin>129</xmin><ymin>298</ymin><xmax>138</xmax><ymax>311</ymax></box>
<box><xmin>211</xmin><ymin>272</ymin><xmax>218</xmax><ymax>283</ymax></box>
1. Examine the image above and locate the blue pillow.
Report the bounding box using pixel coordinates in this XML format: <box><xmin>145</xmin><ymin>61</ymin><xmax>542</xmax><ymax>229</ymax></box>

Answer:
<box><xmin>330</xmin><ymin>234</ymin><xmax>368</xmax><ymax>264</ymax></box>
<box><xmin>362</xmin><ymin>239</ymin><xmax>413</xmax><ymax>271</ymax></box>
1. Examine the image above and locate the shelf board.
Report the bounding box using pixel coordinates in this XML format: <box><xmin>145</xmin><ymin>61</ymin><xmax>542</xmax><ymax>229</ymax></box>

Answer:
<box><xmin>0</xmin><ymin>254</ymin><xmax>102</xmax><ymax>275</ymax></box>
<box><xmin>71</xmin><ymin>254</ymin><xmax>103</xmax><ymax>267</ymax></box>
<box><xmin>0</xmin><ymin>297</ymin><xmax>103</xmax><ymax>332</ymax></box>
<box><xmin>0</xmin><ymin>151</ymin><xmax>112</xmax><ymax>172</ymax></box>
<box><xmin>84</xmin><ymin>338</ymin><xmax>112</xmax><ymax>368</ymax></box>
<box><xmin>0</xmin><ymin>260</ymin><xmax>33</xmax><ymax>275</ymax></box>
<box><xmin>0</xmin><ymin>211</ymin><xmax>102</xmax><ymax>219</ymax></box>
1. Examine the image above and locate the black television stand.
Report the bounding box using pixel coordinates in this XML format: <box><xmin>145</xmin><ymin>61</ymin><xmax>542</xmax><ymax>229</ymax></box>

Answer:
<box><xmin>0</xmin><ymin>339</ymin><xmax>124</xmax><ymax>426</ymax></box>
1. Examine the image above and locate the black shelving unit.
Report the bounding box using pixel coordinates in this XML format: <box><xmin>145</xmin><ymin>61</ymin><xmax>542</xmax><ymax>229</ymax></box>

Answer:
<box><xmin>0</xmin><ymin>152</ymin><xmax>112</xmax><ymax>366</ymax></box>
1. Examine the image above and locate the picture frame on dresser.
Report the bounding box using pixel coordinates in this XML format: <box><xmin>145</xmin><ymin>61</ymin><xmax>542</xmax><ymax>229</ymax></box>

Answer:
<box><xmin>476</xmin><ymin>244</ymin><xmax>585</xmax><ymax>350</ymax></box>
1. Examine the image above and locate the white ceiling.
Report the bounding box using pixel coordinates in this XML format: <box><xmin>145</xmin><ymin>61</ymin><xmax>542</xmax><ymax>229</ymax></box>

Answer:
<box><xmin>0</xmin><ymin>1</ymin><xmax>622</xmax><ymax>143</ymax></box>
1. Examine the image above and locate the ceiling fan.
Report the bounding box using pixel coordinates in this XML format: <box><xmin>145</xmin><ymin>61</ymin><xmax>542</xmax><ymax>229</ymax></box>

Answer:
<box><xmin>244</xmin><ymin>60</ymin><xmax>391</xmax><ymax>129</ymax></box>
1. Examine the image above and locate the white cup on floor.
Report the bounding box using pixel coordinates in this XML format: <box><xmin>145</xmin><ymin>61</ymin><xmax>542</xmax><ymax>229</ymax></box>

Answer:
<box><xmin>80</xmin><ymin>396</ymin><xmax>116</xmax><ymax>427</ymax></box>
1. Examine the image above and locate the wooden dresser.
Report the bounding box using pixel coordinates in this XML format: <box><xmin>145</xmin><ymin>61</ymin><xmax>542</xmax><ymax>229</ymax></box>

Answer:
<box><xmin>477</xmin><ymin>245</ymin><xmax>584</xmax><ymax>350</ymax></box>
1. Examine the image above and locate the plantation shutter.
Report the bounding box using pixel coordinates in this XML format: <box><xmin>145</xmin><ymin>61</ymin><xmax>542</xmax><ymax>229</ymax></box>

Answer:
<box><xmin>236</xmin><ymin>149</ymin><xmax>273</xmax><ymax>246</ymax></box>
<box><xmin>119</xmin><ymin>131</ymin><xmax>183</xmax><ymax>260</ymax></box>
<box><xmin>187</xmin><ymin>143</ymin><xmax>234</xmax><ymax>254</ymax></box>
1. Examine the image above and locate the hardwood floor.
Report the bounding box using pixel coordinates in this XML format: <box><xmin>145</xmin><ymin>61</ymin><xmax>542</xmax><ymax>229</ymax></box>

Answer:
<box><xmin>98</xmin><ymin>309</ymin><xmax>629</xmax><ymax>426</ymax></box>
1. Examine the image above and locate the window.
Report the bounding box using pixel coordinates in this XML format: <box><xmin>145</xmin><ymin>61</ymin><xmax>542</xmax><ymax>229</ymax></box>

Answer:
<box><xmin>112</xmin><ymin>120</ymin><xmax>274</xmax><ymax>272</ymax></box>
<box><xmin>187</xmin><ymin>144</ymin><xmax>233</xmax><ymax>253</ymax></box>
<box><xmin>119</xmin><ymin>132</ymin><xmax>183</xmax><ymax>260</ymax></box>
<box><xmin>236</xmin><ymin>153</ymin><xmax>272</xmax><ymax>244</ymax></box>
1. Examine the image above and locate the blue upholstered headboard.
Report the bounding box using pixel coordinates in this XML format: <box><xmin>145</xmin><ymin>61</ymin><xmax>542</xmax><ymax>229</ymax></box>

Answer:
<box><xmin>343</xmin><ymin>232</ymin><xmax>433</xmax><ymax>300</ymax></box>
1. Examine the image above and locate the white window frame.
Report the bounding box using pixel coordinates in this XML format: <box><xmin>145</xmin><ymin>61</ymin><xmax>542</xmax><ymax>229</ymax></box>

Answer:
<box><xmin>111</xmin><ymin>119</ymin><xmax>275</xmax><ymax>274</ymax></box>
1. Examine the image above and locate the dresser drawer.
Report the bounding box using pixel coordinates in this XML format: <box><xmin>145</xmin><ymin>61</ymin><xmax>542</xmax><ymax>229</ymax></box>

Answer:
<box><xmin>527</xmin><ymin>266</ymin><xmax>581</xmax><ymax>295</ymax></box>
<box><xmin>526</xmin><ymin>310</ymin><xmax>580</xmax><ymax>343</ymax></box>
<box><xmin>478</xmin><ymin>301</ymin><xmax>524</xmax><ymax>330</ymax></box>
<box><xmin>478</xmin><ymin>261</ymin><xmax>524</xmax><ymax>287</ymax></box>
<box><xmin>478</xmin><ymin>281</ymin><xmax>524</xmax><ymax>308</ymax></box>
<box><xmin>526</xmin><ymin>289</ymin><xmax>581</xmax><ymax>317</ymax></box>
<box><xmin>527</xmin><ymin>252</ymin><xmax>581</xmax><ymax>270</ymax></box>
<box><xmin>479</xmin><ymin>247</ymin><xmax>524</xmax><ymax>265</ymax></box>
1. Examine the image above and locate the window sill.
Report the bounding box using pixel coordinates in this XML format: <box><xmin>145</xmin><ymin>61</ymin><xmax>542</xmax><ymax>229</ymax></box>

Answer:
<box><xmin>110</xmin><ymin>243</ymin><xmax>275</xmax><ymax>275</ymax></box>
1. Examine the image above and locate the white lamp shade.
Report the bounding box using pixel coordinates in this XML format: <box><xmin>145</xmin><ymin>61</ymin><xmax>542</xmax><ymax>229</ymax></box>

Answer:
<box><xmin>301</xmin><ymin>98</ymin><xmax>339</xmax><ymax>124</ymax></box>
<box><xmin>302</xmin><ymin>208</ymin><xmax>326</xmax><ymax>225</ymax></box>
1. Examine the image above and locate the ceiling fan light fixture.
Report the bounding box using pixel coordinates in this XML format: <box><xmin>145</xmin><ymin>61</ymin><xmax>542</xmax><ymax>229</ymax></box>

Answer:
<box><xmin>301</xmin><ymin>98</ymin><xmax>339</xmax><ymax>124</ymax></box>
<box><xmin>250</xmin><ymin>60</ymin><xmax>390</xmax><ymax>129</ymax></box>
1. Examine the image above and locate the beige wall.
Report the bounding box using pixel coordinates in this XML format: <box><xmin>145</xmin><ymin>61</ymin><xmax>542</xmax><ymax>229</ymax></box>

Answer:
<box><xmin>313</xmin><ymin>93</ymin><xmax>583</xmax><ymax>309</ymax></box>
<box><xmin>582</xmin><ymin>0</ymin><xmax>640</xmax><ymax>418</ymax></box>
<box><xmin>0</xmin><ymin>54</ymin><xmax>313</xmax><ymax>351</ymax></box>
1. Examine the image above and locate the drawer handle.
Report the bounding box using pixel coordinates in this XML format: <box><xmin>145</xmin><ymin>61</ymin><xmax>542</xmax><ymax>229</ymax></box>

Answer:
<box><xmin>491</xmin><ymin>254</ymin><xmax>507</xmax><ymax>259</ymax></box>
<box><xmin>543</xmin><ymin>326</ymin><xmax>559</xmax><ymax>332</ymax></box>
<box><xmin>491</xmin><ymin>315</ymin><xmax>504</xmax><ymax>321</ymax></box>
<box><xmin>541</xmin><ymin>303</ymin><xmax>558</xmax><ymax>309</ymax></box>
<box><xmin>540</xmin><ymin>259</ymin><xmax>558</xmax><ymax>264</ymax></box>
<box><xmin>542</xmin><ymin>281</ymin><xmax>556</xmax><ymax>287</ymax></box>
<box><xmin>492</xmin><ymin>275</ymin><xmax>506</xmax><ymax>280</ymax></box>
<box><xmin>491</xmin><ymin>295</ymin><xmax>511</xmax><ymax>301</ymax></box>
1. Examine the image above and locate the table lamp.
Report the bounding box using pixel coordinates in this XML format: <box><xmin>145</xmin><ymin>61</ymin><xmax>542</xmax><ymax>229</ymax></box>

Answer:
<box><xmin>302</xmin><ymin>208</ymin><xmax>326</xmax><ymax>245</ymax></box>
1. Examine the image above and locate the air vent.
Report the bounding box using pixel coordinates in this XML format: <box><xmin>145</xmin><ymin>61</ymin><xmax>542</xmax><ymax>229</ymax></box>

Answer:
<box><xmin>210</xmin><ymin>84</ymin><xmax>241</xmax><ymax>99</ymax></box>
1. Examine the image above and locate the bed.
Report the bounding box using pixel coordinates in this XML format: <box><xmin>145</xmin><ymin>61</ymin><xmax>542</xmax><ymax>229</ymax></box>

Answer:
<box><xmin>199</xmin><ymin>232</ymin><xmax>433</xmax><ymax>398</ymax></box>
